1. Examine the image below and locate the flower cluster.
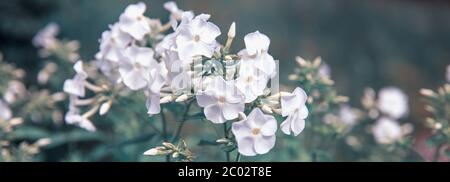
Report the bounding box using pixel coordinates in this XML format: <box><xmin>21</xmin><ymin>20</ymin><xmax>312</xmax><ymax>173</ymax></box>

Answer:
<box><xmin>0</xmin><ymin>53</ymin><xmax>52</xmax><ymax>161</ymax></box>
<box><xmin>60</xmin><ymin>2</ymin><xmax>309</xmax><ymax>158</ymax></box>
<box><xmin>420</xmin><ymin>65</ymin><xmax>450</xmax><ymax>160</ymax></box>
<box><xmin>360</xmin><ymin>87</ymin><xmax>413</xmax><ymax>145</ymax></box>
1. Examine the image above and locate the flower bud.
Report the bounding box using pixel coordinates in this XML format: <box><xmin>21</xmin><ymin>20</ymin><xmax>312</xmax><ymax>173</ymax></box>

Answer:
<box><xmin>175</xmin><ymin>94</ymin><xmax>189</xmax><ymax>102</ymax></box>
<box><xmin>227</xmin><ymin>22</ymin><xmax>236</xmax><ymax>38</ymax></box>
<box><xmin>160</xmin><ymin>95</ymin><xmax>174</xmax><ymax>104</ymax></box>
<box><xmin>99</xmin><ymin>100</ymin><xmax>112</xmax><ymax>116</ymax></box>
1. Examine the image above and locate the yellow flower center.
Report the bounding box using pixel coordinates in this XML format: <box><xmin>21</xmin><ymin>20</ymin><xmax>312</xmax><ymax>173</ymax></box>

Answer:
<box><xmin>251</xmin><ymin>128</ymin><xmax>261</xmax><ymax>136</ymax></box>
<box><xmin>194</xmin><ymin>35</ymin><xmax>200</xmax><ymax>42</ymax></box>
<box><xmin>218</xmin><ymin>95</ymin><xmax>226</xmax><ymax>104</ymax></box>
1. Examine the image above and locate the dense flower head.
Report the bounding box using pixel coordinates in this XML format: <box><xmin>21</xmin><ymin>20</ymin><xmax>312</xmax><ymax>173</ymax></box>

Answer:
<box><xmin>59</xmin><ymin>1</ymin><xmax>311</xmax><ymax>157</ymax></box>
<box><xmin>377</xmin><ymin>87</ymin><xmax>409</xmax><ymax>119</ymax></box>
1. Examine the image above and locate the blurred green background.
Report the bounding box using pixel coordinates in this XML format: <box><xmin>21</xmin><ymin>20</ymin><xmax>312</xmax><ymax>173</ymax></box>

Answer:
<box><xmin>1</xmin><ymin>0</ymin><xmax>449</xmax><ymax>161</ymax></box>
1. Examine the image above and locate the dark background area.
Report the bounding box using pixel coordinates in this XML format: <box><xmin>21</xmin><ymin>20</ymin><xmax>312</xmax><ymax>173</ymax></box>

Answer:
<box><xmin>1</xmin><ymin>0</ymin><xmax>450</xmax><ymax>125</ymax></box>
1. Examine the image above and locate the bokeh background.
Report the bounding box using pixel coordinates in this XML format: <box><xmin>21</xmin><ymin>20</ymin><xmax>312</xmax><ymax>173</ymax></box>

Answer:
<box><xmin>1</xmin><ymin>0</ymin><xmax>449</xmax><ymax>161</ymax></box>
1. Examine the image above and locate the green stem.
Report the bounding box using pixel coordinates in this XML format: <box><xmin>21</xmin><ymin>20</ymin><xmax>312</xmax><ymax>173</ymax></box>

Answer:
<box><xmin>160</xmin><ymin>108</ymin><xmax>170</xmax><ymax>162</ymax></box>
<box><xmin>171</xmin><ymin>101</ymin><xmax>193</xmax><ymax>143</ymax></box>
<box><xmin>235</xmin><ymin>152</ymin><xmax>241</xmax><ymax>162</ymax></box>
<box><xmin>223</xmin><ymin>123</ymin><xmax>230</xmax><ymax>162</ymax></box>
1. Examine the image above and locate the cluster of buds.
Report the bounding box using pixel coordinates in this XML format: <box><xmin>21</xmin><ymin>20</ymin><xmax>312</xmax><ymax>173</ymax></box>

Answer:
<box><xmin>420</xmin><ymin>83</ymin><xmax>450</xmax><ymax>149</ymax></box>
<box><xmin>33</xmin><ymin>23</ymin><xmax>80</xmax><ymax>63</ymax></box>
<box><xmin>143</xmin><ymin>140</ymin><xmax>194</xmax><ymax>162</ymax></box>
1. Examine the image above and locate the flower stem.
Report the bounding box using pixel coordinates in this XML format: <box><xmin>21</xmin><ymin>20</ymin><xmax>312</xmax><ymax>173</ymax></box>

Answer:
<box><xmin>235</xmin><ymin>152</ymin><xmax>241</xmax><ymax>162</ymax></box>
<box><xmin>223</xmin><ymin>123</ymin><xmax>230</xmax><ymax>162</ymax></box>
<box><xmin>160</xmin><ymin>107</ymin><xmax>170</xmax><ymax>162</ymax></box>
<box><xmin>171</xmin><ymin>101</ymin><xmax>193</xmax><ymax>143</ymax></box>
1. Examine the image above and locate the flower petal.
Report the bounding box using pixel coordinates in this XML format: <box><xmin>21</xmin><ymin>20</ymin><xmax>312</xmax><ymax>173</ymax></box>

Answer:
<box><xmin>204</xmin><ymin>104</ymin><xmax>225</xmax><ymax>123</ymax></box>
<box><xmin>254</xmin><ymin>135</ymin><xmax>276</xmax><ymax>155</ymax></box>
<box><xmin>236</xmin><ymin>137</ymin><xmax>257</xmax><ymax>156</ymax></box>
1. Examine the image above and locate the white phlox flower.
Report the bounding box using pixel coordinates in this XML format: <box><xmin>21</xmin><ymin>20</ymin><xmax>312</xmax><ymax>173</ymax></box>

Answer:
<box><xmin>175</xmin><ymin>14</ymin><xmax>221</xmax><ymax>62</ymax></box>
<box><xmin>280</xmin><ymin>87</ymin><xmax>309</xmax><ymax>136</ymax></box>
<box><xmin>232</xmin><ymin>108</ymin><xmax>277</xmax><ymax>156</ymax></box>
<box><xmin>196</xmin><ymin>76</ymin><xmax>245</xmax><ymax>124</ymax></box>
<box><xmin>238</xmin><ymin>31</ymin><xmax>277</xmax><ymax>78</ymax></box>
<box><xmin>97</xmin><ymin>23</ymin><xmax>132</xmax><ymax>63</ymax></box>
<box><xmin>118</xmin><ymin>46</ymin><xmax>157</xmax><ymax>90</ymax></box>
<box><xmin>63</xmin><ymin>61</ymin><xmax>87</xmax><ymax>97</ymax></box>
<box><xmin>372</xmin><ymin>117</ymin><xmax>402</xmax><ymax>144</ymax></box>
<box><xmin>32</xmin><ymin>23</ymin><xmax>59</xmax><ymax>49</ymax></box>
<box><xmin>64</xmin><ymin>97</ymin><xmax>96</xmax><ymax>132</ymax></box>
<box><xmin>119</xmin><ymin>2</ymin><xmax>151</xmax><ymax>40</ymax></box>
<box><xmin>377</xmin><ymin>87</ymin><xmax>409</xmax><ymax>119</ymax></box>
<box><xmin>0</xmin><ymin>99</ymin><xmax>12</xmax><ymax>121</ymax></box>
<box><xmin>235</xmin><ymin>62</ymin><xmax>269</xmax><ymax>103</ymax></box>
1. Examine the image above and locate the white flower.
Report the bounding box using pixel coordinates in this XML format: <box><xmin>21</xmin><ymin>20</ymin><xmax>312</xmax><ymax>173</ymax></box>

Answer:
<box><xmin>145</xmin><ymin>63</ymin><xmax>168</xmax><ymax>115</ymax></box>
<box><xmin>63</xmin><ymin>61</ymin><xmax>87</xmax><ymax>97</ymax></box>
<box><xmin>446</xmin><ymin>65</ymin><xmax>450</xmax><ymax>82</ymax></box>
<box><xmin>318</xmin><ymin>63</ymin><xmax>331</xmax><ymax>78</ymax></box>
<box><xmin>118</xmin><ymin>46</ymin><xmax>157</xmax><ymax>90</ymax></box>
<box><xmin>0</xmin><ymin>100</ymin><xmax>12</xmax><ymax>121</ymax></box>
<box><xmin>196</xmin><ymin>76</ymin><xmax>244</xmax><ymax>123</ymax></box>
<box><xmin>164</xmin><ymin>1</ymin><xmax>192</xmax><ymax>30</ymax></box>
<box><xmin>338</xmin><ymin>104</ymin><xmax>357</xmax><ymax>125</ymax></box>
<box><xmin>3</xmin><ymin>80</ymin><xmax>26</xmax><ymax>104</ymax></box>
<box><xmin>377</xmin><ymin>87</ymin><xmax>409</xmax><ymax>119</ymax></box>
<box><xmin>232</xmin><ymin>108</ymin><xmax>277</xmax><ymax>156</ymax></box>
<box><xmin>235</xmin><ymin>63</ymin><xmax>269</xmax><ymax>103</ymax></box>
<box><xmin>238</xmin><ymin>31</ymin><xmax>276</xmax><ymax>78</ymax></box>
<box><xmin>280</xmin><ymin>87</ymin><xmax>309</xmax><ymax>136</ymax></box>
<box><xmin>175</xmin><ymin>14</ymin><xmax>221</xmax><ymax>61</ymax></box>
<box><xmin>65</xmin><ymin>97</ymin><xmax>96</xmax><ymax>132</ymax></box>
<box><xmin>119</xmin><ymin>2</ymin><xmax>151</xmax><ymax>40</ymax></box>
<box><xmin>32</xmin><ymin>23</ymin><xmax>59</xmax><ymax>49</ymax></box>
<box><xmin>97</xmin><ymin>23</ymin><xmax>132</xmax><ymax>63</ymax></box>
<box><xmin>372</xmin><ymin>117</ymin><xmax>402</xmax><ymax>144</ymax></box>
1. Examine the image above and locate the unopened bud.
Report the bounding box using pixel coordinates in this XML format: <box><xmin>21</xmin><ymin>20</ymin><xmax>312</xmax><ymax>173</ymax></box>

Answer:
<box><xmin>35</xmin><ymin>138</ymin><xmax>51</xmax><ymax>147</ymax></box>
<box><xmin>288</xmin><ymin>74</ymin><xmax>298</xmax><ymax>81</ymax></box>
<box><xmin>238</xmin><ymin>112</ymin><xmax>247</xmax><ymax>121</ymax></box>
<box><xmin>175</xmin><ymin>94</ymin><xmax>189</xmax><ymax>102</ymax></box>
<box><xmin>162</xmin><ymin>142</ymin><xmax>176</xmax><ymax>149</ymax></box>
<box><xmin>420</xmin><ymin>88</ymin><xmax>436</xmax><ymax>98</ymax></box>
<box><xmin>261</xmin><ymin>105</ymin><xmax>273</xmax><ymax>114</ymax></box>
<box><xmin>172</xmin><ymin>152</ymin><xmax>180</xmax><ymax>158</ymax></box>
<box><xmin>160</xmin><ymin>95</ymin><xmax>174</xmax><ymax>104</ymax></box>
<box><xmin>216</xmin><ymin>138</ymin><xmax>230</xmax><ymax>144</ymax></box>
<box><xmin>99</xmin><ymin>99</ymin><xmax>112</xmax><ymax>116</ymax></box>
<box><xmin>227</xmin><ymin>22</ymin><xmax>236</xmax><ymax>38</ymax></box>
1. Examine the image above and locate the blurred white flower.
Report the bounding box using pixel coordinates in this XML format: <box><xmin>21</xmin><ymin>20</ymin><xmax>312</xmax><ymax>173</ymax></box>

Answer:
<box><xmin>32</xmin><ymin>23</ymin><xmax>59</xmax><ymax>49</ymax></box>
<box><xmin>338</xmin><ymin>104</ymin><xmax>357</xmax><ymax>125</ymax></box>
<box><xmin>377</xmin><ymin>87</ymin><xmax>409</xmax><ymax>119</ymax></box>
<box><xmin>232</xmin><ymin>108</ymin><xmax>277</xmax><ymax>156</ymax></box>
<box><xmin>235</xmin><ymin>63</ymin><xmax>269</xmax><ymax>103</ymax></box>
<box><xmin>164</xmin><ymin>1</ymin><xmax>193</xmax><ymax>30</ymax></box>
<box><xmin>118</xmin><ymin>46</ymin><xmax>157</xmax><ymax>90</ymax></box>
<box><xmin>3</xmin><ymin>80</ymin><xmax>27</xmax><ymax>104</ymax></box>
<box><xmin>145</xmin><ymin>63</ymin><xmax>168</xmax><ymax>115</ymax></box>
<box><xmin>372</xmin><ymin>117</ymin><xmax>402</xmax><ymax>144</ymax></box>
<box><xmin>0</xmin><ymin>100</ymin><xmax>12</xmax><ymax>121</ymax></box>
<box><xmin>175</xmin><ymin>14</ymin><xmax>221</xmax><ymax>61</ymax></box>
<box><xmin>63</xmin><ymin>61</ymin><xmax>87</xmax><ymax>97</ymax></box>
<box><xmin>97</xmin><ymin>23</ymin><xmax>132</xmax><ymax>63</ymax></box>
<box><xmin>318</xmin><ymin>63</ymin><xmax>331</xmax><ymax>78</ymax></box>
<box><xmin>280</xmin><ymin>87</ymin><xmax>309</xmax><ymax>136</ymax></box>
<box><xmin>119</xmin><ymin>2</ymin><xmax>151</xmax><ymax>40</ymax></box>
<box><xmin>196</xmin><ymin>77</ymin><xmax>244</xmax><ymax>123</ymax></box>
<box><xmin>238</xmin><ymin>31</ymin><xmax>276</xmax><ymax>78</ymax></box>
<box><xmin>65</xmin><ymin>97</ymin><xmax>96</xmax><ymax>132</ymax></box>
